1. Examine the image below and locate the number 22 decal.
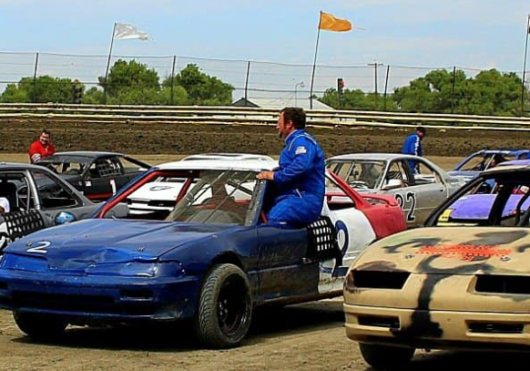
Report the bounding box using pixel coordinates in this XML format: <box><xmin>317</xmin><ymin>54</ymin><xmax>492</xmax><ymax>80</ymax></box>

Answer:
<box><xmin>27</xmin><ymin>241</ymin><xmax>51</xmax><ymax>254</ymax></box>
<box><xmin>395</xmin><ymin>192</ymin><xmax>417</xmax><ymax>222</ymax></box>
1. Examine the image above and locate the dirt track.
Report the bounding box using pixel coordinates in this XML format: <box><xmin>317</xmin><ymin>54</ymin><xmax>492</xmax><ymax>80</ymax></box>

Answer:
<box><xmin>1</xmin><ymin>121</ymin><xmax>530</xmax><ymax>370</ymax></box>
<box><xmin>4</xmin><ymin>121</ymin><xmax>530</xmax><ymax>157</ymax></box>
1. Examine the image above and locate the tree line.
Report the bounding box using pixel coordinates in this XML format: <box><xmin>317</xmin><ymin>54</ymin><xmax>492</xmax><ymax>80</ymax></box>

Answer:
<box><xmin>320</xmin><ymin>69</ymin><xmax>528</xmax><ymax>116</ymax></box>
<box><xmin>1</xmin><ymin>60</ymin><xmax>234</xmax><ymax>106</ymax></box>
<box><xmin>1</xmin><ymin>59</ymin><xmax>528</xmax><ymax>116</ymax></box>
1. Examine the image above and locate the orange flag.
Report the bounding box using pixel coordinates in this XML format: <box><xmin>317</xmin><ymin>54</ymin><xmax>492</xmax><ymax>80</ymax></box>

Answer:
<box><xmin>319</xmin><ymin>11</ymin><xmax>352</xmax><ymax>32</ymax></box>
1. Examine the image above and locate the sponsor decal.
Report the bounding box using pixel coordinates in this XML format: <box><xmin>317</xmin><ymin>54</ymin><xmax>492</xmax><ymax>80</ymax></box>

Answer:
<box><xmin>295</xmin><ymin>146</ymin><xmax>307</xmax><ymax>155</ymax></box>
<box><xmin>417</xmin><ymin>244</ymin><xmax>511</xmax><ymax>261</ymax></box>
<box><xmin>439</xmin><ymin>208</ymin><xmax>452</xmax><ymax>222</ymax></box>
<box><xmin>149</xmin><ymin>185</ymin><xmax>174</xmax><ymax>191</ymax></box>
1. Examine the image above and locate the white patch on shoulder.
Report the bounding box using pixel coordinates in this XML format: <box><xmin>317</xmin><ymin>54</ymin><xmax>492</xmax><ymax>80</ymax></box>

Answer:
<box><xmin>295</xmin><ymin>146</ymin><xmax>307</xmax><ymax>155</ymax></box>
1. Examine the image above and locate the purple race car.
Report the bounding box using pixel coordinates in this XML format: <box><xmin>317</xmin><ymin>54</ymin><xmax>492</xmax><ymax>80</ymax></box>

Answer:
<box><xmin>428</xmin><ymin>161</ymin><xmax>530</xmax><ymax>227</ymax></box>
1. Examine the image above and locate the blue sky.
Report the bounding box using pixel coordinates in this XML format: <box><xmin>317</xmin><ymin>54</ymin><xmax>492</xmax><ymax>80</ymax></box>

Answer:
<box><xmin>0</xmin><ymin>0</ymin><xmax>529</xmax><ymax>98</ymax></box>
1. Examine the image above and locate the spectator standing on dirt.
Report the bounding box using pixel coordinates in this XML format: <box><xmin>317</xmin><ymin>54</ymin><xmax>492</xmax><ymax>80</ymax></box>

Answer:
<box><xmin>402</xmin><ymin>126</ymin><xmax>426</xmax><ymax>174</ymax></box>
<box><xmin>256</xmin><ymin>107</ymin><xmax>325</xmax><ymax>227</ymax></box>
<box><xmin>28</xmin><ymin>129</ymin><xmax>55</xmax><ymax>164</ymax></box>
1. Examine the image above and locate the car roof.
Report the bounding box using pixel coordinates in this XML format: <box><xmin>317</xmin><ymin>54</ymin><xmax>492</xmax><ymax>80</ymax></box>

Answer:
<box><xmin>328</xmin><ymin>153</ymin><xmax>422</xmax><ymax>161</ymax></box>
<box><xmin>469</xmin><ymin>149</ymin><xmax>530</xmax><ymax>156</ymax></box>
<box><xmin>181</xmin><ymin>153</ymin><xmax>274</xmax><ymax>161</ymax></box>
<box><xmin>156</xmin><ymin>159</ymin><xmax>279</xmax><ymax>171</ymax></box>
<box><xmin>497</xmin><ymin>159</ymin><xmax>530</xmax><ymax>167</ymax></box>
<box><xmin>43</xmin><ymin>151</ymin><xmax>125</xmax><ymax>159</ymax></box>
<box><xmin>481</xmin><ymin>163</ymin><xmax>530</xmax><ymax>175</ymax></box>
<box><xmin>0</xmin><ymin>162</ymin><xmax>52</xmax><ymax>171</ymax></box>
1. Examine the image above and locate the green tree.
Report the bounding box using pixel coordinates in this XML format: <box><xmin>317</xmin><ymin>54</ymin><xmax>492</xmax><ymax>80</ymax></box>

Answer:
<box><xmin>158</xmin><ymin>86</ymin><xmax>189</xmax><ymax>105</ymax></box>
<box><xmin>0</xmin><ymin>76</ymin><xmax>76</xmax><ymax>103</ymax></box>
<box><xmin>0</xmin><ymin>83</ymin><xmax>29</xmax><ymax>103</ymax></box>
<box><xmin>100</xmin><ymin>59</ymin><xmax>160</xmax><ymax>99</ymax></box>
<box><xmin>392</xmin><ymin>68</ymin><xmax>523</xmax><ymax>115</ymax></box>
<box><xmin>167</xmin><ymin>64</ymin><xmax>234</xmax><ymax>105</ymax></box>
<box><xmin>319</xmin><ymin>88</ymin><xmax>398</xmax><ymax>111</ymax></box>
<box><xmin>82</xmin><ymin>87</ymin><xmax>105</xmax><ymax>104</ymax></box>
<box><xmin>455</xmin><ymin>70</ymin><xmax>522</xmax><ymax>116</ymax></box>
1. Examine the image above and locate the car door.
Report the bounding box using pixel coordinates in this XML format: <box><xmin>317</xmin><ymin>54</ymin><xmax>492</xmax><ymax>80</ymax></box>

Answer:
<box><xmin>83</xmin><ymin>157</ymin><xmax>124</xmax><ymax>201</ymax></box>
<box><xmin>255</xmin><ymin>181</ymin><xmax>320</xmax><ymax>303</ymax></box>
<box><xmin>381</xmin><ymin>160</ymin><xmax>419</xmax><ymax>226</ymax></box>
<box><xmin>409</xmin><ymin>159</ymin><xmax>449</xmax><ymax>225</ymax></box>
<box><xmin>29</xmin><ymin>168</ymin><xmax>98</xmax><ymax>223</ymax></box>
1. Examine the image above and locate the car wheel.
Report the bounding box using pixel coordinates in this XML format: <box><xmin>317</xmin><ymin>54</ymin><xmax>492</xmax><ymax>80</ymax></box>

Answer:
<box><xmin>13</xmin><ymin>311</ymin><xmax>68</xmax><ymax>340</ymax></box>
<box><xmin>359</xmin><ymin>343</ymin><xmax>415</xmax><ymax>370</ymax></box>
<box><xmin>195</xmin><ymin>263</ymin><xmax>253</xmax><ymax>349</ymax></box>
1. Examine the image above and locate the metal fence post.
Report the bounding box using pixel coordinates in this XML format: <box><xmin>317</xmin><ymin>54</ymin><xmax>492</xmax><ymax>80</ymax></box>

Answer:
<box><xmin>32</xmin><ymin>53</ymin><xmax>39</xmax><ymax>103</ymax></box>
<box><xmin>170</xmin><ymin>56</ymin><xmax>177</xmax><ymax>105</ymax></box>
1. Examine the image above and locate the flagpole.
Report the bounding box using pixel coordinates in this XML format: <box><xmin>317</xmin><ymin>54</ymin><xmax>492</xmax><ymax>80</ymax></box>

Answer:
<box><xmin>309</xmin><ymin>12</ymin><xmax>323</xmax><ymax>110</ymax></box>
<box><xmin>521</xmin><ymin>14</ymin><xmax>530</xmax><ymax>116</ymax></box>
<box><xmin>103</xmin><ymin>22</ymin><xmax>117</xmax><ymax>104</ymax></box>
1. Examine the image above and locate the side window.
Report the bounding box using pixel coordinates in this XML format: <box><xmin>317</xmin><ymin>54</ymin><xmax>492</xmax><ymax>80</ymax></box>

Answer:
<box><xmin>385</xmin><ymin>161</ymin><xmax>409</xmax><ymax>187</ymax></box>
<box><xmin>415</xmin><ymin>161</ymin><xmax>442</xmax><ymax>184</ymax></box>
<box><xmin>0</xmin><ymin>173</ymin><xmax>34</xmax><ymax>212</ymax></box>
<box><xmin>94</xmin><ymin>158</ymin><xmax>123</xmax><ymax>178</ymax></box>
<box><xmin>14</xmin><ymin>175</ymin><xmax>37</xmax><ymax>211</ymax></box>
<box><xmin>31</xmin><ymin>171</ymin><xmax>80</xmax><ymax>209</ymax></box>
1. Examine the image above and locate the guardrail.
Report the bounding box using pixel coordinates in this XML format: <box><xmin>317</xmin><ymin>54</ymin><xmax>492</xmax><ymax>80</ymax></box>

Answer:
<box><xmin>1</xmin><ymin>103</ymin><xmax>529</xmax><ymax>131</ymax></box>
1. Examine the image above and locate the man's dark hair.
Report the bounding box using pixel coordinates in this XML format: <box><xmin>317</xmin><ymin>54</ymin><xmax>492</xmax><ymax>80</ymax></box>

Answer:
<box><xmin>416</xmin><ymin>126</ymin><xmax>426</xmax><ymax>135</ymax></box>
<box><xmin>281</xmin><ymin>107</ymin><xmax>306</xmax><ymax>129</ymax></box>
<box><xmin>41</xmin><ymin>129</ymin><xmax>51</xmax><ymax>135</ymax></box>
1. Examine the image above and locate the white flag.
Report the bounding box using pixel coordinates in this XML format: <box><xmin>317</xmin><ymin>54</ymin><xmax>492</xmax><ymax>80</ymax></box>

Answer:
<box><xmin>113</xmin><ymin>23</ymin><xmax>149</xmax><ymax>40</ymax></box>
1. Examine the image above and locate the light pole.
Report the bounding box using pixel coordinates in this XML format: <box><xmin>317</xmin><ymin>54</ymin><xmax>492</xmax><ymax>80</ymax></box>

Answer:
<box><xmin>295</xmin><ymin>81</ymin><xmax>305</xmax><ymax>106</ymax></box>
<box><xmin>368</xmin><ymin>61</ymin><xmax>383</xmax><ymax>110</ymax></box>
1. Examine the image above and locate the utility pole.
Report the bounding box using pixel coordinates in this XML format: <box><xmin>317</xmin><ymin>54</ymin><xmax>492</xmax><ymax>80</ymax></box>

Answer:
<box><xmin>368</xmin><ymin>62</ymin><xmax>383</xmax><ymax>110</ymax></box>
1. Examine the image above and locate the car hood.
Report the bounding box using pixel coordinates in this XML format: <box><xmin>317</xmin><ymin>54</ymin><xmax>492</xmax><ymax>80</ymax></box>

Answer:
<box><xmin>5</xmin><ymin>219</ymin><xmax>233</xmax><ymax>267</ymax></box>
<box><xmin>353</xmin><ymin>227</ymin><xmax>530</xmax><ymax>275</ymax></box>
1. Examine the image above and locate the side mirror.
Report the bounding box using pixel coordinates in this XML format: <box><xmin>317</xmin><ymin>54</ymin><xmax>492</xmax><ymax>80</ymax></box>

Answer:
<box><xmin>383</xmin><ymin>178</ymin><xmax>404</xmax><ymax>190</ymax></box>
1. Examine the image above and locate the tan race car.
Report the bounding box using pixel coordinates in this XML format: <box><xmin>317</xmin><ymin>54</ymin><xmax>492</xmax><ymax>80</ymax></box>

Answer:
<box><xmin>343</xmin><ymin>164</ymin><xmax>530</xmax><ymax>369</ymax></box>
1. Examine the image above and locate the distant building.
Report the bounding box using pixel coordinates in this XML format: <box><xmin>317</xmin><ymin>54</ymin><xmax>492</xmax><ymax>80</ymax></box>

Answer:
<box><xmin>232</xmin><ymin>97</ymin><xmax>335</xmax><ymax>111</ymax></box>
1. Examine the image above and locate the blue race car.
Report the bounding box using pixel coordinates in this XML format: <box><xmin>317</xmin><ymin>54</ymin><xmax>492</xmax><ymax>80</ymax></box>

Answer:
<box><xmin>0</xmin><ymin>159</ymin><xmax>406</xmax><ymax>348</ymax></box>
<box><xmin>449</xmin><ymin>149</ymin><xmax>530</xmax><ymax>183</ymax></box>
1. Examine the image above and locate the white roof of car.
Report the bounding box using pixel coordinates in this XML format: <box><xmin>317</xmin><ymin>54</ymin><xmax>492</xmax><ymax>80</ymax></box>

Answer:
<box><xmin>157</xmin><ymin>159</ymin><xmax>279</xmax><ymax>171</ymax></box>
<box><xmin>181</xmin><ymin>153</ymin><xmax>274</xmax><ymax>161</ymax></box>
<box><xmin>328</xmin><ymin>153</ymin><xmax>422</xmax><ymax>161</ymax></box>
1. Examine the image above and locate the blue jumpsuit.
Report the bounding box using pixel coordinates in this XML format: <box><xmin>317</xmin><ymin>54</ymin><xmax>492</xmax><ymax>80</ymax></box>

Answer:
<box><xmin>267</xmin><ymin>129</ymin><xmax>325</xmax><ymax>227</ymax></box>
<box><xmin>402</xmin><ymin>133</ymin><xmax>423</xmax><ymax>173</ymax></box>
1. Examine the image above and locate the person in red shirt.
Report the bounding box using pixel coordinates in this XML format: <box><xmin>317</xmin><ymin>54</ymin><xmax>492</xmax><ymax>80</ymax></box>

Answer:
<box><xmin>28</xmin><ymin>129</ymin><xmax>55</xmax><ymax>163</ymax></box>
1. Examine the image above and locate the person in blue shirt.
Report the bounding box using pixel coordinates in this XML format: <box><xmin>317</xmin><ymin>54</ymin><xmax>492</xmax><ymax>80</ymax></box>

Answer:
<box><xmin>256</xmin><ymin>107</ymin><xmax>325</xmax><ymax>227</ymax></box>
<box><xmin>402</xmin><ymin>126</ymin><xmax>426</xmax><ymax>174</ymax></box>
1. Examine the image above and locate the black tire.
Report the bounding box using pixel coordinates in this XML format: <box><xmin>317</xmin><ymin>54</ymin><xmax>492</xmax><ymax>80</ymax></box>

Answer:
<box><xmin>195</xmin><ymin>263</ymin><xmax>253</xmax><ymax>349</ymax></box>
<box><xmin>359</xmin><ymin>343</ymin><xmax>415</xmax><ymax>370</ymax></box>
<box><xmin>13</xmin><ymin>311</ymin><xmax>68</xmax><ymax>340</ymax></box>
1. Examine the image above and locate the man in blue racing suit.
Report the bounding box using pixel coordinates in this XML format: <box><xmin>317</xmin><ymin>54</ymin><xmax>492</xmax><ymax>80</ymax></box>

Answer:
<box><xmin>402</xmin><ymin>126</ymin><xmax>426</xmax><ymax>174</ymax></box>
<box><xmin>256</xmin><ymin>107</ymin><xmax>325</xmax><ymax>227</ymax></box>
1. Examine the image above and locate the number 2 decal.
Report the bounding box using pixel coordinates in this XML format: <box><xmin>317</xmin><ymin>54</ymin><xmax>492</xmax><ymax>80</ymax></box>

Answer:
<box><xmin>27</xmin><ymin>241</ymin><xmax>51</xmax><ymax>254</ymax></box>
<box><xmin>395</xmin><ymin>192</ymin><xmax>417</xmax><ymax>222</ymax></box>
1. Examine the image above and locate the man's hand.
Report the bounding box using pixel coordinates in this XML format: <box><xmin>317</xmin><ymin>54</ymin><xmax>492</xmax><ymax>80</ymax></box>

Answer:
<box><xmin>256</xmin><ymin>171</ymin><xmax>274</xmax><ymax>181</ymax></box>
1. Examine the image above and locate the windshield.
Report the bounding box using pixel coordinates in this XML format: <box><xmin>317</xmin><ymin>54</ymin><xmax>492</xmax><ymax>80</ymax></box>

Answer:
<box><xmin>167</xmin><ymin>170</ymin><xmax>259</xmax><ymax>226</ymax></box>
<box><xmin>431</xmin><ymin>174</ymin><xmax>530</xmax><ymax>227</ymax></box>
<box><xmin>38</xmin><ymin>156</ymin><xmax>92</xmax><ymax>175</ymax></box>
<box><xmin>459</xmin><ymin>154</ymin><xmax>516</xmax><ymax>171</ymax></box>
<box><xmin>327</xmin><ymin>160</ymin><xmax>386</xmax><ymax>189</ymax></box>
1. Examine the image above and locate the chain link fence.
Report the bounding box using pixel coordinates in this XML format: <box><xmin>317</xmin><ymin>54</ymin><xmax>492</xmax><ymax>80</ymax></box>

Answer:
<box><xmin>0</xmin><ymin>51</ymin><xmax>527</xmax><ymax>107</ymax></box>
